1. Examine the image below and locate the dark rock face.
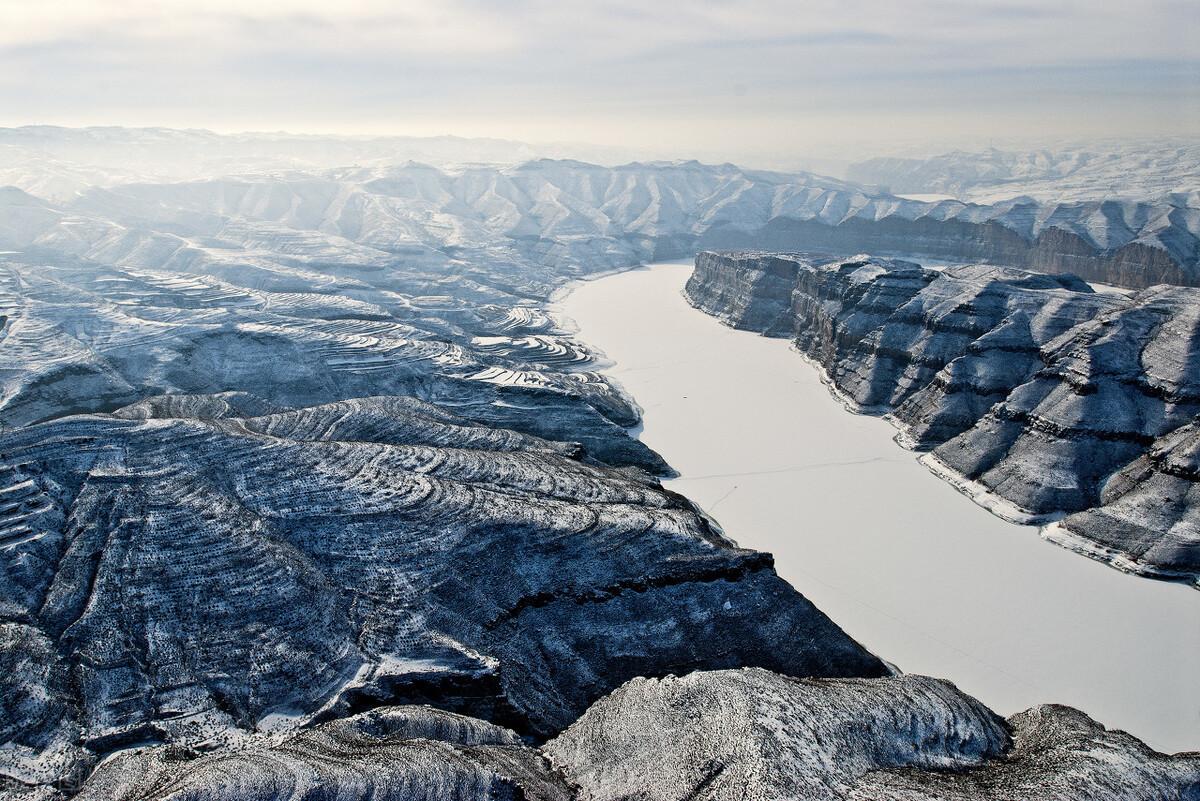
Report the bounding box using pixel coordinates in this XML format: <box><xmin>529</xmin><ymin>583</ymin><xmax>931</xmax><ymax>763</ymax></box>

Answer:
<box><xmin>58</xmin><ymin>669</ymin><xmax>1200</xmax><ymax>801</ymax></box>
<box><xmin>934</xmin><ymin>285</ymin><xmax>1200</xmax><ymax>518</ymax></box>
<box><xmin>544</xmin><ymin>668</ymin><xmax>1200</xmax><ymax>801</ymax></box>
<box><xmin>0</xmin><ymin>399</ymin><xmax>885</xmax><ymax>794</ymax></box>
<box><xmin>1048</xmin><ymin>420</ymin><xmax>1200</xmax><ymax>580</ymax></box>
<box><xmin>697</xmin><ymin>203</ymin><xmax>1200</xmax><ymax>290</ymax></box>
<box><xmin>686</xmin><ymin>251</ymin><xmax>1200</xmax><ymax>584</ymax></box>
<box><xmin>0</xmin><ymin>179</ymin><xmax>904</xmax><ymax>798</ymax></box>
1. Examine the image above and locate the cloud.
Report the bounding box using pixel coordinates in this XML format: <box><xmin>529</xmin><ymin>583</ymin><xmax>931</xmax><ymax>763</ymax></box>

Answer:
<box><xmin>0</xmin><ymin>0</ymin><xmax>1195</xmax><ymax>161</ymax></box>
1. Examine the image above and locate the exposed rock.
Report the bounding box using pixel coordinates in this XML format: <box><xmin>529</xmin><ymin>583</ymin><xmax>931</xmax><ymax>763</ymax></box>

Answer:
<box><xmin>545</xmin><ymin>668</ymin><xmax>1008</xmax><ymax>800</ymax></box>
<box><xmin>685</xmin><ymin>251</ymin><xmax>1200</xmax><ymax>583</ymax></box>
<box><xmin>0</xmin><ymin>399</ymin><xmax>885</xmax><ymax>794</ymax></box>
<box><xmin>1</xmin><ymin>145</ymin><xmax>1195</xmax><ymax>799</ymax></box>
<box><xmin>545</xmin><ymin>668</ymin><xmax>1200</xmax><ymax>801</ymax></box>
<box><xmin>0</xmin><ymin>251</ymin><xmax>662</xmax><ymax>472</ymax></box>
<box><xmin>855</xmin><ymin>704</ymin><xmax>1200</xmax><ymax>801</ymax></box>
<box><xmin>58</xmin><ymin>669</ymin><xmax>1200</xmax><ymax>801</ymax></box>
<box><xmin>933</xmin><ymin>285</ymin><xmax>1200</xmax><ymax>517</ymax></box>
<box><xmin>70</xmin><ymin>706</ymin><xmax>572</xmax><ymax>801</ymax></box>
<box><xmin>1047</xmin><ymin>418</ymin><xmax>1200</xmax><ymax>582</ymax></box>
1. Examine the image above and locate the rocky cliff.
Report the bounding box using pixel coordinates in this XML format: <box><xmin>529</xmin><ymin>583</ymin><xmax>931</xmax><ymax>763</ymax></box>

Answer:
<box><xmin>0</xmin><ymin>177</ymin><xmax>910</xmax><ymax>799</ymax></box>
<box><xmin>1046</xmin><ymin>419</ymin><xmax>1200</xmax><ymax>582</ymax></box>
<box><xmin>686</xmin><ymin>251</ymin><xmax>1200</xmax><ymax>585</ymax></box>
<box><xmin>0</xmin><ymin>392</ymin><xmax>885</xmax><ymax>795</ymax></box>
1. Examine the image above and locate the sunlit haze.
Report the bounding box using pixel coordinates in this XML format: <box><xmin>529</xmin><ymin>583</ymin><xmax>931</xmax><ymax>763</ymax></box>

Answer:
<box><xmin>2</xmin><ymin>0</ymin><xmax>1197</xmax><ymax>168</ymax></box>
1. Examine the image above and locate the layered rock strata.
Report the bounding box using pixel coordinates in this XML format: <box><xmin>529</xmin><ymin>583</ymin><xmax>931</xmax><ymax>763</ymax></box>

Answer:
<box><xmin>0</xmin><ymin>397</ymin><xmax>886</xmax><ymax>796</ymax></box>
<box><xmin>69</xmin><ymin>706</ymin><xmax>573</xmax><ymax>801</ymax></box>
<box><xmin>1047</xmin><ymin>420</ymin><xmax>1200</xmax><ymax>581</ymax></box>
<box><xmin>48</xmin><ymin>668</ymin><xmax>1200</xmax><ymax>801</ymax></box>
<box><xmin>545</xmin><ymin>668</ymin><xmax>1200</xmax><ymax>801</ymax></box>
<box><xmin>686</xmin><ymin>251</ymin><xmax>1200</xmax><ymax>584</ymax></box>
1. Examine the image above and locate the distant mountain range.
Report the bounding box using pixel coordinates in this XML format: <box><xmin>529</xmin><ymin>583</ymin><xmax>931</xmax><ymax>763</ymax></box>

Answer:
<box><xmin>847</xmin><ymin>140</ymin><xmax>1200</xmax><ymax>204</ymax></box>
<box><xmin>0</xmin><ymin>125</ymin><xmax>642</xmax><ymax>203</ymax></box>
<box><xmin>0</xmin><ymin>143</ymin><xmax>1197</xmax><ymax>290</ymax></box>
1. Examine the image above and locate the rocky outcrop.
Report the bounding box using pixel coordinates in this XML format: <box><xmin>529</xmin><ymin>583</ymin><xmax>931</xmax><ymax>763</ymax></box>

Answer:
<box><xmin>695</xmin><ymin>201</ymin><xmax>1200</xmax><ymax>290</ymax></box>
<box><xmin>545</xmin><ymin>669</ymin><xmax>1008</xmax><ymax>800</ymax></box>
<box><xmin>0</xmin><ymin>398</ymin><xmax>885</xmax><ymax>795</ymax></box>
<box><xmin>933</xmin><ymin>285</ymin><xmax>1200</xmax><ymax>517</ymax></box>
<box><xmin>1046</xmin><ymin>419</ymin><xmax>1200</xmax><ymax>581</ymax></box>
<box><xmin>856</xmin><ymin>704</ymin><xmax>1200</xmax><ymax>801</ymax></box>
<box><xmin>1</xmin><ymin>146</ymin><xmax>1195</xmax><ymax>798</ymax></box>
<box><xmin>57</xmin><ymin>669</ymin><xmax>1200</xmax><ymax>801</ymax></box>
<box><xmin>0</xmin><ymin>204</ymin><xmax>906</xmax><ymax>799</ymax></box>
<box><xmin>686</xmin><ymin>251</ymin><xmax>1200</xmax><ymax>585</ymax></box>
<box><xmin>544</xmin><ymin>668</ymin><xmax>1200</xmax><ymax>801</ymax></box>
<box><xmin>0</xmin><ymin>250</ymin><xmax>661</xmax><ymax>472</ymax></box>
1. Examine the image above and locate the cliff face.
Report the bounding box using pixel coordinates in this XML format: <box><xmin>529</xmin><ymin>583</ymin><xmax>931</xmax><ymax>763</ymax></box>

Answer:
<box><xmin>697</xmin><ymin>208</ymin><xmax>1200</xmax><ymax>290</ymax></box>
<box><xmin>686</xmin><ymin>251</ymin><xmax>1200</xmax><ymax>584</ymax></box>
<box><xmin>683</xmin><ymin>252</ymin><xmax>808</xmax><ymax>336</ymax></box>
<box><xmin>1047</xmin><ymin>419</ymin><xmax>1200</xmax><ymax>580</ymax></box>
<box><xmin>933</xmin><ymin>285</ymin><xmax>1200</xmax><ymax>517</ymax></box>
<box><xmin>0</xmin><ymin>398</ymin><xmax>886</xmax><ymax>793</ymax></box>
<box><xmin>0</xmin><ymin>212</ymin><xmax>894</xmax><ymax>798</ymax></box>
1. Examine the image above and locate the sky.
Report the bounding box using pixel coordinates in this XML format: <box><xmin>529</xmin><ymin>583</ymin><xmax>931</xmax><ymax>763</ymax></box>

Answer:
<box><xmin>1</xmin><ymin>0</ymin><xmax>1197</xmax><ymax>166</ymax></box>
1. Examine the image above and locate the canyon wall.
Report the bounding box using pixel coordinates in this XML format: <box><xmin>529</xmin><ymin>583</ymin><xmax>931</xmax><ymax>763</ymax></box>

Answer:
<box><xmin>686</xmin><ymin>251</ymin><xmax>1200</xmax><ymax>585</ymax></box>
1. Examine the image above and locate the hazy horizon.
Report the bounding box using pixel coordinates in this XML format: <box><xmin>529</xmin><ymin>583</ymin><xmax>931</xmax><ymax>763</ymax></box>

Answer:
<box><xmin>2</xmin><ymin>1</ymin><xmax>1197</xmax><ymax>169</ymax></box>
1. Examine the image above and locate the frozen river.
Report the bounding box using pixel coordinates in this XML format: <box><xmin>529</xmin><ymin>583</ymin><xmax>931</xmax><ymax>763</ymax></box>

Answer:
<box><xmin>556</xmin><ymin>260</ymin><xmax>1200</xmax><ymax>753</ymax></box>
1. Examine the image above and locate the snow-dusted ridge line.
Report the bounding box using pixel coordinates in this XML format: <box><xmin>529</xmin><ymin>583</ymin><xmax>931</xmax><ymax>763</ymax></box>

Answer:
<box><xmin>1</xmin><ymin>152</ymin><xmax>1196</xmax><ymax>290</ymax></box>
<box><xmin>848</xmin><ymin>140</ymin><xmax>1200</xmax><ymax>204</ymax></box>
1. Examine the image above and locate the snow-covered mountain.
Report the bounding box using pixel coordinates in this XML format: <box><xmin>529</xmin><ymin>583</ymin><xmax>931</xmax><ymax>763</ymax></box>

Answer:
<box><xmin>2</xmin><ymin>157</ymin><xmax>1198</xmax><ymax>290</ymax></box>
<box><xmin>847</xmin><ymin>141</ymin><xmax>1200</xmax><ymax>204</ymax></box>
<box><xmin>0</xmin><ymin>126</ymin><xmax>642</xmax><ymax>203</ymax></box>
